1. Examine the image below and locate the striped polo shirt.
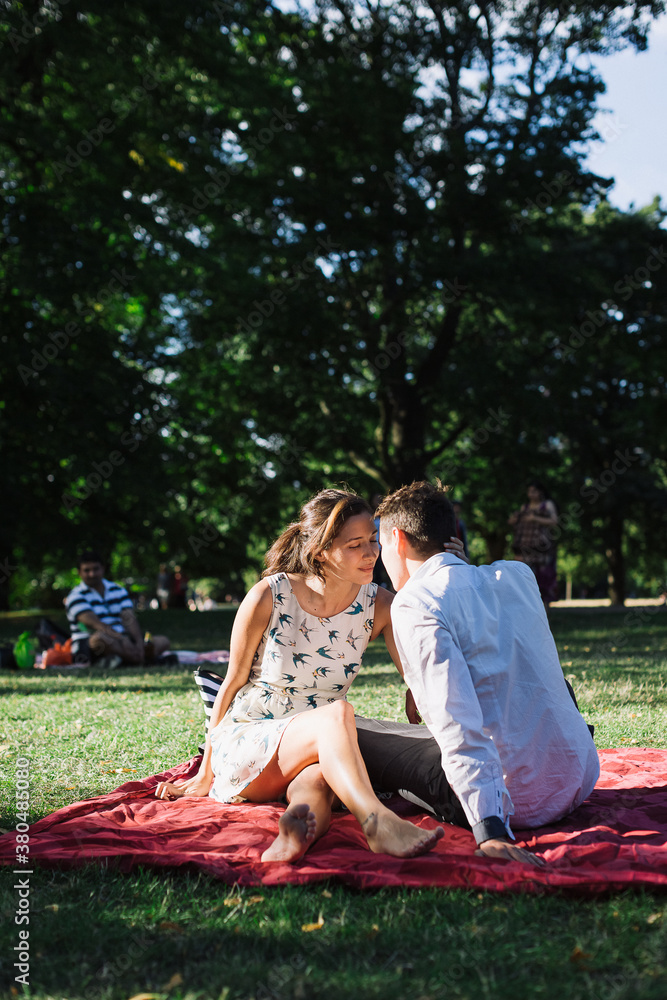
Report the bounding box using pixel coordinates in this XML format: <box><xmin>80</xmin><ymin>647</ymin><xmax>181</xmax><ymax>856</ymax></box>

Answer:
<box><xmin>65</xmin><ymin>579</ymin><xmax>134</xmax><ymax>642</ymax></box>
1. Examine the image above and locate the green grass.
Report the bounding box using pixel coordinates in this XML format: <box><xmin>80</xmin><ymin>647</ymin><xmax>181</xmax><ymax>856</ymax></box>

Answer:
<box><xmin>1</xmin><ymin>606</ymin><xmax>667</xmax><ymax>999</ymax></box>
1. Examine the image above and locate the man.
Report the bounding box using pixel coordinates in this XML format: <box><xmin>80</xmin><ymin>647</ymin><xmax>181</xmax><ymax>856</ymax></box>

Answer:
<box><xmin>65</xmin><ymin>551</ymin><xmax>171</xmax><ymax>665</ymax></box>
<box><xmin>374</xmin><ymin>481</ymin><xmax>599</xmax><ymax>866</ymax></box>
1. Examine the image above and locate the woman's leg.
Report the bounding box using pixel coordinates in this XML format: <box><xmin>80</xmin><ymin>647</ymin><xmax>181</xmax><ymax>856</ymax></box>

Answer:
<box><xmin>260</xmin><ymin>764</ymin><xmax>334</xmax><ymax>862</ymax></box>
<box><xmin>244</xmin><ymin>700</ymin><xmax>444</xmax><ymax>858</ymax></box>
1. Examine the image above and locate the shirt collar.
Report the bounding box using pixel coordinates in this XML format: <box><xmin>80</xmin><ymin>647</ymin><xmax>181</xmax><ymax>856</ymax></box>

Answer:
<box><xmin>408</xmin><ymin>551</ymin><xmax>465</xmax><ymax>583</ymax></box>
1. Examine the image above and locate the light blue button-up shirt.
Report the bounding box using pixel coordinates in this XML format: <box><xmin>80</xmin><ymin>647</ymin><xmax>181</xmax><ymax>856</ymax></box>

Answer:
<box><xmin>391</xmin><ymin>553</ymin><xmax>600</xmax><ymax>841</ymax></box>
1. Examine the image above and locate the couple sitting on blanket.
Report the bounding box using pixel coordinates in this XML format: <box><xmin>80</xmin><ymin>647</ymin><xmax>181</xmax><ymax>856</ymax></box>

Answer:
<box><xmin>156</xmin><ymin>483</ymin><xmax>599</xmax><ymax>866</ymax></box>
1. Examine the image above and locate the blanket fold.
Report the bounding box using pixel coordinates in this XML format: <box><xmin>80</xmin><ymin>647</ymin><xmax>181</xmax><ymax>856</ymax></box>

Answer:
<box><xmin>2</xmin><ymin>748</ymin><xmax>667</xmax><ymax>893</ymax></box>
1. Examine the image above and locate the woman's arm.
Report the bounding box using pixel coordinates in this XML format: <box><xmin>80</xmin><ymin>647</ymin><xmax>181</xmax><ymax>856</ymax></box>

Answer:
<box><xmin>526</xmin><ymin>500</ymin><xmax>558</xmax><ymax>527</ymax></box>
<box><xmin>155</xmin><ymin>579</ymin><xmax>274</xmax><ymax>800</ymax></box>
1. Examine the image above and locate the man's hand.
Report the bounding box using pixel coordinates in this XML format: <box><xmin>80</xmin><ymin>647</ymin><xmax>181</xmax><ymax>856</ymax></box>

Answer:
<box><xmin>405</xmin><ymin>687</ymin><xmax>422</xmax><ymax>725</ymax></box>
<box><xmin>476</xmin><ymin>837</ymin><xmax>546</xmax><ymax>867</ymax></box>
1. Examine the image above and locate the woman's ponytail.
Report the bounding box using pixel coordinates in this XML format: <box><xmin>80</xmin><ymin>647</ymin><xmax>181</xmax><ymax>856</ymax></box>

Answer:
<box><xmin>263</xmin><ymin>523</ymin><xmax>304</xmax><ymax>577</ymax></box>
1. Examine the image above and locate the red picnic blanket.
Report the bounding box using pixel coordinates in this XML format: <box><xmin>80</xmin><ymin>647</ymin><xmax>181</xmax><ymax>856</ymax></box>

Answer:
<box><xmin>2</xmin><ymin>748</ymin><xmax>667</xmax><ymax>894</ymax></box>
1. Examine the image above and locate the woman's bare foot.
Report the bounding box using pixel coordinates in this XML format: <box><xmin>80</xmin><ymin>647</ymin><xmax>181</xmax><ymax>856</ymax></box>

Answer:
<box><xmin>261</xmin><ymin>802</ymin><xmax>317</xmax><ymax>863</ymax></box>
<box><xmin>362</xmin><ymin>808</ymin><xmax>444</xmax><ymax>858</ymax></box>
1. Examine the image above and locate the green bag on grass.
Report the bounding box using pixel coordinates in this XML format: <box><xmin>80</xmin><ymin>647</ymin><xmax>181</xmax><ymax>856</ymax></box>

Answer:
<box><xmin>13</xmin><ymin>631</ymin><xmax>39</xmax><ymax>669</ymax></box>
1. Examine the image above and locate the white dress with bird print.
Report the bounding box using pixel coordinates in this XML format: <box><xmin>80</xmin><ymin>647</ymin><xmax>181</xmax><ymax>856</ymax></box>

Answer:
<box><xmin>209</xmin><ymin>572</ymin><xmax>377</xmax><ymax>802</ymax></box>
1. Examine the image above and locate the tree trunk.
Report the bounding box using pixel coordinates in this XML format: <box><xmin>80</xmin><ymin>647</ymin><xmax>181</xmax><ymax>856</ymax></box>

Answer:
<box><xmin>605</xmin><ymin>515</ymin><xmax>626</xmax><ymax>606</ymax></box>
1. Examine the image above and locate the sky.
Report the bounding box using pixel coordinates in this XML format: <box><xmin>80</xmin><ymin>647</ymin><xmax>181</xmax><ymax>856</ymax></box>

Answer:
<box><xmin>586</xmin><ymin>13</ymin><xmax>667</xmax><ymax>211</ymax></box>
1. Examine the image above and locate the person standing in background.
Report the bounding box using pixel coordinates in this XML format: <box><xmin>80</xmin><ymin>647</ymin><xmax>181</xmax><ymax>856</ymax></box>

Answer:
<box><xmin>508</xmin><ymin>481</ymin><xmax>559</xmax><ymax>603</ymax></box>
<box><xmin>156</xmin><ymin>563</ymin><xmax>171</xmax><ymax>610</ymax></box>
<box><xmin>169</xmin><ymin>565</ymin><xmax>189</xmax><ymax>608</ymax></box>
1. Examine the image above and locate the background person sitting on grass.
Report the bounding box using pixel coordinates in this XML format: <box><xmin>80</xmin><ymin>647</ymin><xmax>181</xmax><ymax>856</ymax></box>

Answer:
<box><xmin>65</xmin><ymin>550</ymin><xmax>170</xmax><ymax>665</ymax></box>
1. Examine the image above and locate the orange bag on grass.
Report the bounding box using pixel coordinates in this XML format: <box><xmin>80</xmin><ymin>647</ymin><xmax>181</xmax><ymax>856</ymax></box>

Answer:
<box><xmin>42</xmin><ymin>638</ymin><xmax>73</xmax><ymax>667</ymax></box>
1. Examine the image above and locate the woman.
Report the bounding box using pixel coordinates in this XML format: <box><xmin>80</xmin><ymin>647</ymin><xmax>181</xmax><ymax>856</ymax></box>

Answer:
<box><xmin>156</xmin><ymin>489</ymin><xmax>450</xmax><ymax>862</ymax></box>
<box><xmin>508</xmin><ymin>481</ymin><xmax>559</xmax><ymax>602</ymax></box>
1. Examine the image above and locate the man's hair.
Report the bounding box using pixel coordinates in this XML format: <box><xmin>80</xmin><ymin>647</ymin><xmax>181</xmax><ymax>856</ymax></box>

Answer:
<box><xmin>77</xmin><ymin>549</ymin><xmax>105</xmax><ymax>568</ymax></box>
<box><xmin>376</xmin><ymin>481</ymin><xmax>457</xmax><ymax>555</ymax></box>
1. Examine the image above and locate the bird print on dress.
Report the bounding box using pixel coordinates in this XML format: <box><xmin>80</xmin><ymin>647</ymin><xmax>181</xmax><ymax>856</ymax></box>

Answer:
<box><xmin>209</xmin><ymin>574</ymin><xmax>378</xmax><ymax>804</ymax></box>
<box><xmin>346</xmin><ymin>629</ymin><xmax>361</xmax><ymax>651</ymax></box>
<box><xmin>299</xmin><ymin>618</ymin><xmax>315</xmax><ymax>643</ymax></box>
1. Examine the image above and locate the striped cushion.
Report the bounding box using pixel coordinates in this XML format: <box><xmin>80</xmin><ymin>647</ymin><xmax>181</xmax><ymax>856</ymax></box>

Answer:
<box><xmin>193</xmin><ymin>667</ymin><xmax>224</xmax><ymax>733</ymax></box>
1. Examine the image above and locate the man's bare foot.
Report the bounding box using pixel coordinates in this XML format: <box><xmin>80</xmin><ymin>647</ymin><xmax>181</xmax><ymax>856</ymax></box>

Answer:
<box><xmin>261</xmin><ymin>802</ymin><xmax>317</xmax><ymax>863</ymax></box>
<box><xmin>362</xmin><ymin>808</ymin><xmax>444</xmax><ymax>858</ymax></box>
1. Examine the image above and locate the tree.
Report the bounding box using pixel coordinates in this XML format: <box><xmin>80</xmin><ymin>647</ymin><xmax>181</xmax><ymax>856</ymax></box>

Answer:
<box><xmin>2</xmin><ymin>0</ymin><xmax>665</xmax><ymax>607</ymax></box>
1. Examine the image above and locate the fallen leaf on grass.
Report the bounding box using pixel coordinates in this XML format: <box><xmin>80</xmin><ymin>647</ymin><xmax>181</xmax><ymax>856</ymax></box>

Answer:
<box><xmin>127</xmin><ymin>994</ymin><xmax>165</xmax><ymax>1000</ymax></box>
<box><xmin>223</xmin><ymin>898</ymin><xmax>241</xmax><ymax>907</ymax></box>
<box><xmin>246</xmin><ymin>895</ymin><xmax>264</xmax><ymax>904</ymax></box>
<box><xmin>158</xmin><ymin>921</ymin><xmax>184</xmax><ymax>932</ymax></box>
<box><xmin>301</xmin><ymin>912</ymin><xmax>324</xmax><ymax>932</ymax></box>
<box><xmin>322</xmin><ymin>889</ymin><xmax>332</xmax><ymax>898</ymax></box>
<box><xmin>162</xmin><ymin>972</ymin><xmax>183</xmax><ymax>990</ymax></box>
<box><xmin>647</xmin><ymin>912</ymin><xmax>662</xmax><ymax>924</ymax></box>
<box><xmin>44</xmin><ymin>904</ymin><xmax>59</xmax><ymax>912</ymax></box>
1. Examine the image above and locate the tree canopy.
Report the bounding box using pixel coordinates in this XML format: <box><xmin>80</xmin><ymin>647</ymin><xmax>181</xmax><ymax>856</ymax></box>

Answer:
<box><xmin>1</xmin><ymin>0</ymin><xmax>666</xmax><ymax>606</ymax></box>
